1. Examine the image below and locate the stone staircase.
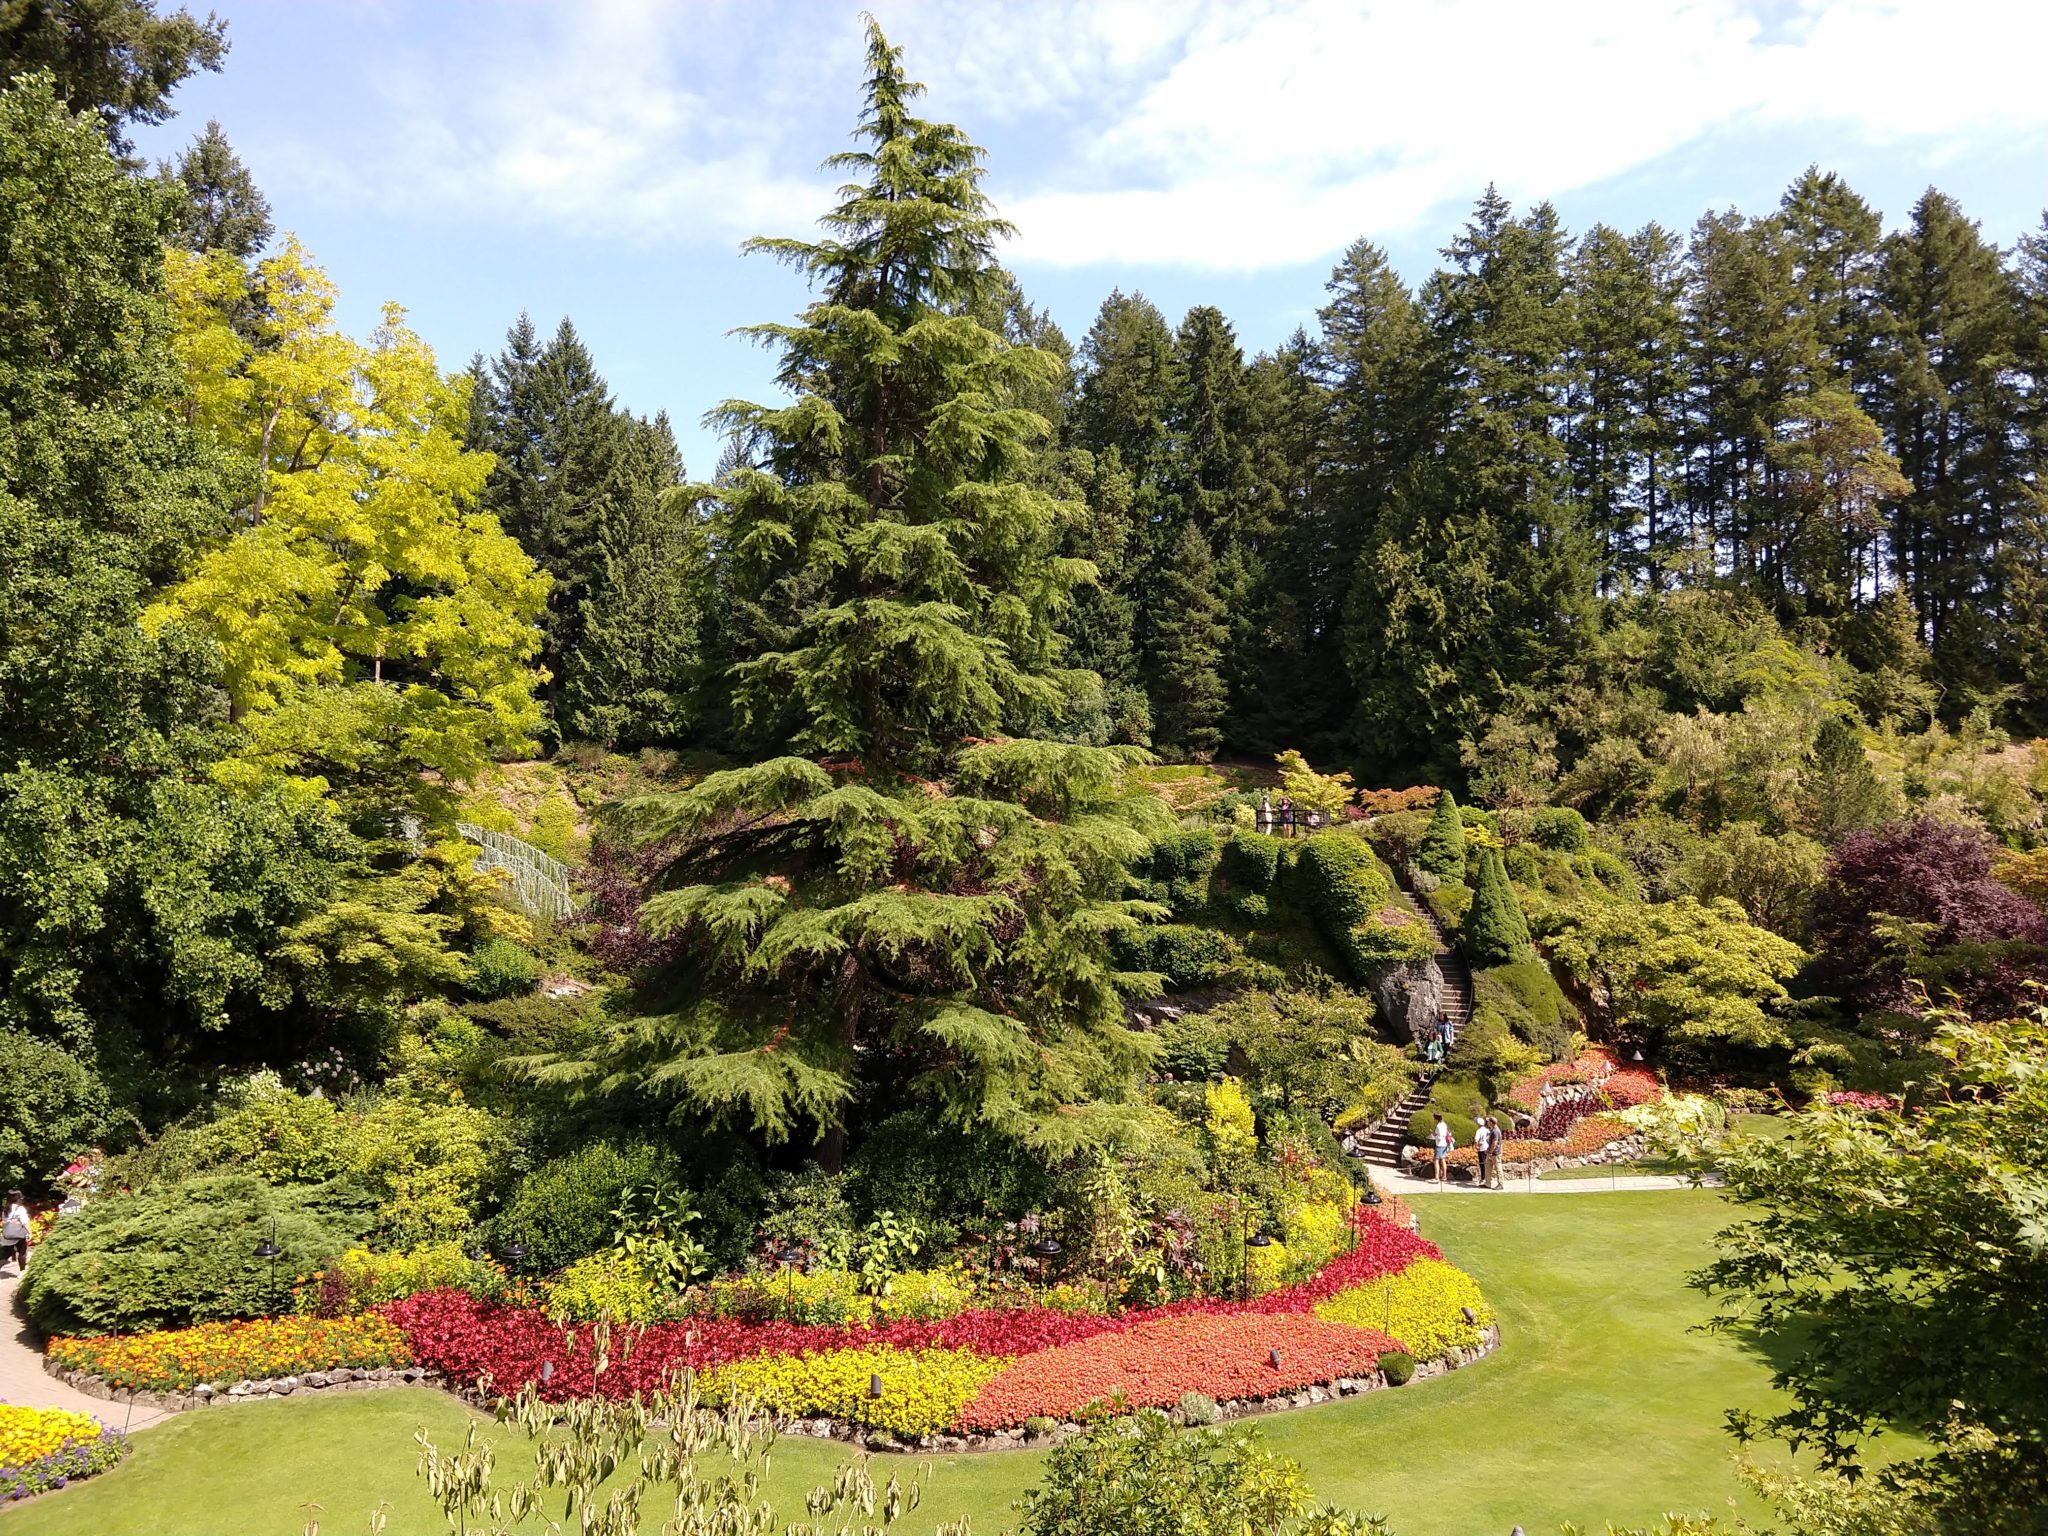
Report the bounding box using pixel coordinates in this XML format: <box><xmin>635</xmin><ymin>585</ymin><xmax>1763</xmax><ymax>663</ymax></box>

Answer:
<box><xmin>1397</xmin><ymin>871</ymin><xmax>1473</xmax><ymax>1044</ymax></box>
<box><xmin>1350</xmin><ymin>1078</ymin><xmax>1436</xmax><ymax>1170</ymax></box>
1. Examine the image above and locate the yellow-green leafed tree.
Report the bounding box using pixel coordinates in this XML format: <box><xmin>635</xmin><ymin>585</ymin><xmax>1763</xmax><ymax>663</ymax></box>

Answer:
<box><xmin>149</xmin><ymin>240</ymin><xmax>549</xmax><ymax>810</ymax></box>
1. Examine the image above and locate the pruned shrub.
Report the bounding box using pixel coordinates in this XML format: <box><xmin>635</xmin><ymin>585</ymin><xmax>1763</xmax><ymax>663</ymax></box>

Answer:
<box><xmin>1113</xmin><ymin>923</ymin><xmax>1233</xmax><ymax>989</ymax></box>
<box><xmin>492</xmin><ymin>1140</ymin><xmax>687</xmax><ymax>1274</ymax></box>
<box><xmin>1299</xmin><ymin>834</ymin><xmax>1436</xmax><ymax>980</ymax></box>
<box><xmin>20</xmin><ymin>1175</ymin><xmax>375</xmax><ymax>1335</ymax></box>
<box><xmin>1380</xmin><ymin>1349</ymin><xmax>1416</xmax><ymax>1385</ymax></box>
<box><xmin>1415</xmin><ymin>791</ymin><xmax>1467</xmax><ymax>879</ymax></box>
<box><xmin>1219</xmin><ymin>832</ymin><xmax>1281</xmax><ymax>893</ymax></box>
<box><xmin>468</xmin><ymin>937</ymin><xmax>541</xmax><ymax>999</ymax></box>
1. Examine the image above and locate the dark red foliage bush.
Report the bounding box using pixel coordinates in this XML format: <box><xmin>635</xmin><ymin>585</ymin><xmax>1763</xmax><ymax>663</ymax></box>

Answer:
<box><xmin>1809</xmin><ymin>817</ymin><xmax>2048</xmax><ymax>1017</ymax></box>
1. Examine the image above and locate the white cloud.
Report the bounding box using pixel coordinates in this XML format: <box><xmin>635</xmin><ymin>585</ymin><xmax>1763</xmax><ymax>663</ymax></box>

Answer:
<box><xmin>276</xmin><ymin>0</ymin><xmax>2048</xmax><ymax>271</ymax></box>
<box><xmin>966</xmin><ymin>0</ymin><xmax>2048</xmax><ymax>269</ymax></box>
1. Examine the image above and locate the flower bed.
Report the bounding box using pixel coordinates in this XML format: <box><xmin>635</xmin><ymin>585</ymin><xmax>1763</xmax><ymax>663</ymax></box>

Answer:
<box><xmin>1313</xmin><ymin>1258</ymin><xmax>1492</xmax><ymax>1361</ymax></box>
<box><xmin>47</xmin><ymin>1313</ymin><xmax>411</xmax><ymax>1392</ymax></box>
<box><xmin>956</xmin><ymin>1313</ymin><xmax>1395</xmax><ymax>1431</ymax></box>
<box><xmin>1503</xmin><ymin>1047</ymin><xmax>1617</xmax><ymax>1112</ymax></box>
<box><xmin>1430</xmin><ymin>1112</ymin><xmax>1636</xmax><ymax>1171</ymax></box>
<box><xmin>382</xmin><ymin>1211</ymin><xmax>1489</xmax><ymax>1439</ymax></box>
<box><xmin>1824</xmin><ymin>1090</ymin><xmax>1896</xmax><ymax>1111</ymax></box>
<box><xmin>0</xmin><ymin>1406</ymin><xmax>128</xmax><ymax>1502</ymax></box>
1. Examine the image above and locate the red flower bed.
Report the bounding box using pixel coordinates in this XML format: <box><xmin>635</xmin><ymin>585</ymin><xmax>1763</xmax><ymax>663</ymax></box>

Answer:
<box><xmin>1505</xmin><ymin>1048</ymin><xmax>1617</xmax><ymax>1112</ymax></box>
<box><xmin>1825</xmin><ymin>1090</ymin><xmax>1896</xmax><ymax>1111</ymax></box>
<box><xmin>386</xmin><ymin>1212</ymin><xmax>1442</xmax><ymax>1403</ymax></box>
<box><xmin>956</xmin><ymin>1312</ymin><xmax>1396</xmax><ymax>1431</ymax></box>
<box><xmin>1597</xmin><ymin>1070</ymin><xmax>1662</xmax><ymax>1109</ymax></box>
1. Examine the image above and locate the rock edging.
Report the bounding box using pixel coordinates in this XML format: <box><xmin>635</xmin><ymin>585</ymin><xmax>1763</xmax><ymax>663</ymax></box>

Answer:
<box><xmin>43</xmin><ymin>1357</ymin><xmax>445</xmax><ymax>1415</ymax></box>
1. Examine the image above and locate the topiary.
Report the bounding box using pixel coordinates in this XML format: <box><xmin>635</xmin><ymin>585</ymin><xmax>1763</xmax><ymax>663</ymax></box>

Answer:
<box><xmin>1415</xmin><ymin>791</ymin><xmax>1467</xmax><ymax>879</ymax></box>
<box><xmin>1463</xmin><ymin>849</ymin><xmax>1531</xmax><ymax>967</ymax></box>
<box><xmin>1472</xmin><ymin>958</ymin><xmax>1574</xmax><ymax>1061</ymax></box>
<box><xmin>468</xmin><ymin>937</ymin><xmax>541</xmax><ymax>999</ymax></box>
<box><xmin>1380</xmin><ymin>1349</ymin><xmax>1416</xmax><ymax>1385</ymax></box>
<box><xmin>19</xmin><ymin>1174</ymin><xmax>374</xmax><ymax>1334</ymax></box>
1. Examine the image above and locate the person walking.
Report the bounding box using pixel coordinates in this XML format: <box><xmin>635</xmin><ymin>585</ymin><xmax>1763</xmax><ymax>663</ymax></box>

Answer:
<box><xmin>1431</xmin><ymin>1114</ymin><xmax>1453</xmax><ymax>1186</ymax></box>
<box><xmin>1471</xmin><ymin>1117</ymin><xmax>1491</xmax><ymax>1189</ymax></box>
<box><xmin>2</xmin><ymin>1191</ymin><xmax>30</xmax><ymax>1275</ymax></box>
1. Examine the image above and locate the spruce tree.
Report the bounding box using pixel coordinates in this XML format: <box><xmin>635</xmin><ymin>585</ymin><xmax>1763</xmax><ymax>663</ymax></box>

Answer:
<box><xmin>1464</xmin><ymin>848</ymin><xmax>1532</xmax><ymax>966</ymax></box>
<box><xmin>1148</xmin><ymin>521</ymin><xmax>1228</xmax><ymax>760</ymax></box>
<box><xmin>162</xmin><ymin>119</ymin><xmax>271</xmax><ymax>257</ymax></box>
<box><xmin>1416</xmin><ymin>788</ymin><xmax>1468</xmax><ymax>879</ymax></box>
<box><xmin>529</xmin><ymin>22</ymin><xmax>1169</xmax><ymax>1166</ymax></box>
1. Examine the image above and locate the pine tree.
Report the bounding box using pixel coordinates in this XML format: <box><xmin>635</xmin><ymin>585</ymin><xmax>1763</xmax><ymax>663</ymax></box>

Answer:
<box><xmin>1799</xmin><ymin>716</ymin><xmax>1893</xmax><ymax>846</ymax></box>
<box><xmin>1464</xmin><ymin>849</ymin><xmax>1531</xmax><ymax>966</ymax></box>
<box><xmin>0</xmin><ymin>0</ymin><xmax>226</xmax><ymax>158</ymax></box>
<box><xmin>161</xmin><ymin>118</ymin><xmax>270</xmax><ymax>257</ymax></box>
<box><xmin>1416</xmin><ymin>789</ymin><xmax>1468</xmax><ymax>879</ymax></box>
<box><xmin>528</xmin><ymin>22</ymin><xmax>1170</xmax><ymax>1167</ymax></box>
<box><xmin>1148</xmin><ymin>522</ymin><xmax>1228</xmax><ymax>760</ymax></box>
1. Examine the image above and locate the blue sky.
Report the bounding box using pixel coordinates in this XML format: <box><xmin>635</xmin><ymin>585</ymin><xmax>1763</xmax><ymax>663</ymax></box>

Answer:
<box><xmin>136</xmin><ymin>0</ymin><xmax>2048</xmax><ymax>474</ymax></box>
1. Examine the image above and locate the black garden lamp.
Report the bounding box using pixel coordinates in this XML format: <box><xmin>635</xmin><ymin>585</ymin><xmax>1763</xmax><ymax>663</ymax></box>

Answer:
<box><xmin>1030</xmin><ymin>1236</ymin><xmax>1062</xmax><ymax>1264</ymax></box>
<box><xmin>254</xmin><ymin>1227</ymin><xmax>282</xmax><ymax>1293</ymax></box>
<box><xmin>1362</xmin><ymin>1187</ymin><xmax>1382</xmax><ymax>1206</ymax></box>
<box><xmin>1243</xmin><ymin>1229</ymin><xmax>1273</xmax><ymax>1302</ymax></box>
<box><xmin>500</xmin><ymin>1239</ymin><xmax>527</xmax><ymax>1273</ymax></box>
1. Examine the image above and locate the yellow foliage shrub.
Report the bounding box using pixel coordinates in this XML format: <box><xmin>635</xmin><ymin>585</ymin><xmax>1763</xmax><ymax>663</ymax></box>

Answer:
<box><xmin>546</xmin><ymin>1251</ymin><xmax>668</xmax><ymax>1325</ymax></box>
<box><xmin>1313</xmin><ymin>1258</ymin><xmax>1494</xmax><ymax>1360</ymax></box>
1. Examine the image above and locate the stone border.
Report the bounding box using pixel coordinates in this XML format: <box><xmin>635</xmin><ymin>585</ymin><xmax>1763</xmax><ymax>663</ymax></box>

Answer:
<box><xmin>44</xmin><ymin>1357</ymin><xmax>445</xmax><ymax>1415</ymax></box>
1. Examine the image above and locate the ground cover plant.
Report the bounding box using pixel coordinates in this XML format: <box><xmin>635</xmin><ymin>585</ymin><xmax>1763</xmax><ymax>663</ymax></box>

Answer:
<box><xmin>0</xmin><ymin>1407</ymin><xmax>128</xmax><ymax>1503</ymax></box>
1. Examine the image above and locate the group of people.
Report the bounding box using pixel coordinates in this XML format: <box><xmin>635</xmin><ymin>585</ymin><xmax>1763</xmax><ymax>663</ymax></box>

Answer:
<box><xmin>1429</xmin><ymin>1112</ymin><xmax>1516</xmax><ymax>1189</ymax></box>
<box><xmin>1254</xmin><ymin>795</ymin><xmax>1328</xmax><ymax>837</ymax></box>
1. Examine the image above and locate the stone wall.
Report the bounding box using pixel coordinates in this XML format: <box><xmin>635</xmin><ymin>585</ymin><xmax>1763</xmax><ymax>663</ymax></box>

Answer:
<box><xmin>44</xmin><ymin>1358</ymin><xmax>445</xmax><ymax>1415</ymax></box>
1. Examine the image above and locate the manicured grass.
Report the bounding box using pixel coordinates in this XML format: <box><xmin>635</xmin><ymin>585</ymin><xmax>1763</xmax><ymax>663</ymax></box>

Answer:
<box><xmin>12</xmin><ymin>1193</ymin><xmax>1775</xmax><ymax>1536</ymax></box>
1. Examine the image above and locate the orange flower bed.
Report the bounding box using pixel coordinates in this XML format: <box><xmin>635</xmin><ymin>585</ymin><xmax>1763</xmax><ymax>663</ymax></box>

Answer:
<box><xmin>957</xmin><ymin>1312</ymin><xmax>1394</xmax><ymax>1430</ymax></box>
<box><xmin>48</xmin><ymin>1313</ymin><xmax>411</xmax><ymax>1392</ymax></box>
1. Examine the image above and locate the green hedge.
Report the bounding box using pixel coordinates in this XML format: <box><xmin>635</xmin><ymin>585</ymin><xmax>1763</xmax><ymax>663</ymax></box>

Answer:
<box><xmin>1113</xmin><ymin>923</ymin><xmax>1234</xmax><ymax>989</ymax></box>
<box><xmin>1132</xmin><ymin>830</ymin><xmax>1220</xmax><ymax>917</ymax></box>
<box><xmin>1218</xmin><ymin>832</ymin><xmax>1281</xmax><ymax>893</ymax></box>
<box><xmin>1298</xmin><ymin>835</ymin><xmax>1437</xmax><ymax>980</ymax></box>
<box><xmin>20</xmin><ymin>1175</ymin><xmax>374</xmax><ymax>1335</ymax></box>
<box><xmin>1472</xmin><ymin>958</ymin><xmax>1575</xmax><ymax>1061</ymax></box>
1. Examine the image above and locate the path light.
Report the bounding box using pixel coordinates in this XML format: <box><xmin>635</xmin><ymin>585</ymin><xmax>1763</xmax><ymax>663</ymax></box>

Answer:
<box><xmin>1247</xmin><ymin>1232</ymin><xmax>1274</xmax><ymax>1247</ymax></box>
<box><xmin>1030</xmin><ymin>1236</ymin><xmax>1062</xmax><ymax>1261</ymax></box>
<box><xmin>1363</xmin><ymin>1188</ymin><xmax>1383</xmax><ymax>1206</ymax></box>
<box><xmin>1268</xmin><ymin>1348</ymin><xmax>1282</xmax><ymax>1369</ymax></box>
<box><xmin>868</xmin><ymin>1374</ymin><xmax>884</xmax><ymax>1399</ymax></box>
<box><xmin>254</xmin><ymin>1227</ymin><xmax>282</xmax><ymax>1292</ymax></box>
<box><xmin>500</xmin><ymin>1240</ymin><xmax>526</xmax><ymax>1269</ymax></box>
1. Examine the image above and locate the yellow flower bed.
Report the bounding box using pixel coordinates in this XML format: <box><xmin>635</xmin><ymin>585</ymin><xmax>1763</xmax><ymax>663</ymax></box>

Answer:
<box><xmin>0</xmin><ymin>1406</ymin><xmax>105</xmax><ymax>1465</ymax></box>
<box><xmin>699</xmin><ymin>1345</ymin><xmax>1007</xmax><ymax>1439</ymax></box>
<box><xmin>1313</xmin><ymin>1258</ymin><xmax>1494</xmax><ymax>1361</ymax></box>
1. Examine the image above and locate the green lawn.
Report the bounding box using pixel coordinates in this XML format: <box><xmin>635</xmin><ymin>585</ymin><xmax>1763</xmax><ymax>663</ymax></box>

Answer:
<box><xmin>13</xmin><ymin>1192</ymin><xmax>1776</xmax><ymax>1536</ymax></box>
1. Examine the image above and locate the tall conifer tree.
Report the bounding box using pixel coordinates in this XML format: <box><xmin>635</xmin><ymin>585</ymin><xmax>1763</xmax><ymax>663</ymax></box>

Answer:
<box><xmin>531</xmin><ymin>23</ymin><xmax>1169</xmax><ymax>1167</ymax></box>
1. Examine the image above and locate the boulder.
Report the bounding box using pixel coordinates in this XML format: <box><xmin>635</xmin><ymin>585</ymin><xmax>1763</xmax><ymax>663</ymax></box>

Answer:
<box><xmin>1372</xmin><ymin>955</ymin><xmax>1445</xmax><ymax>1043</ymax></box>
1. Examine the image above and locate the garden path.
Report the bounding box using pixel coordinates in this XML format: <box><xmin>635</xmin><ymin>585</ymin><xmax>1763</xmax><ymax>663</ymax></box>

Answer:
<box><xmin>0</xmin><ymin>1272</ymin><xmax>171</xmax><ymax>1431</ymax></box>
